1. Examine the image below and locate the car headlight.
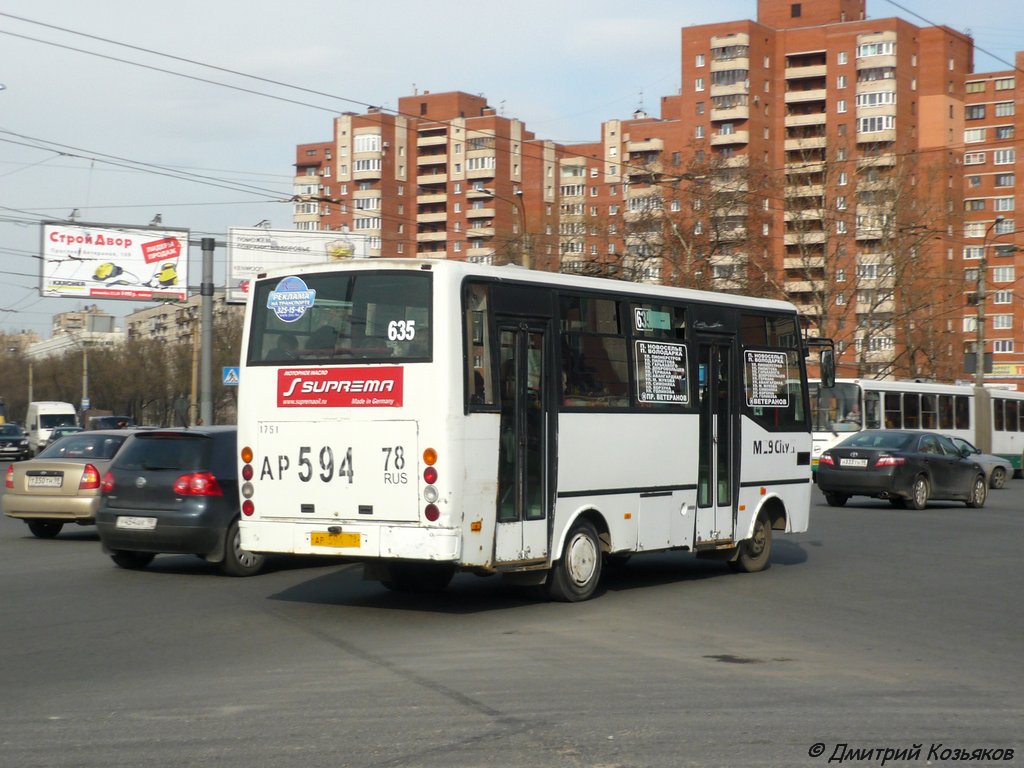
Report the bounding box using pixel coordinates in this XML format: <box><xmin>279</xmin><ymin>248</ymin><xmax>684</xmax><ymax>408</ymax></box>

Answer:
<box><xmin>19</xmin><ymin>440</ymin><xmax>27</xmax><ymax>447</ymax></box>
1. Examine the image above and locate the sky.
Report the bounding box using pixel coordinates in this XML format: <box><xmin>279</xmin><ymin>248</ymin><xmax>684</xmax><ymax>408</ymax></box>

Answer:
<box><xmin>0</xmin><ymin>0</ymin><xmax>1021</xmax><ymax>337</ymax></box>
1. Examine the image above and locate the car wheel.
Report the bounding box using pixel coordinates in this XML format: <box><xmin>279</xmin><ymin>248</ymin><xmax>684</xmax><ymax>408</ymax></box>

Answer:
<box><xmin>966</xmin><ymin>475</ymin><xmax>987</xmax><ymax>508</ymax></box>
<box><xmin>219</xmin><ymin>519</ymin><xmax>266</xmax><ymax>577</ymax></box>
<box><xmin>27</xmin><ymin>520</ymin><xmax>64</xmax><ymax>539</ymax></box>
<box><xmin>728</xmin><ymin>511</ymin><xmax>773</xmax><ymax>574</ymax></box>
<box><xmin>110</xmin><ymin>551</ymin><xmax>155</xmax><ymax>570</ymax></box>
<box><xmin>989</xmin><ymin>467</ymin><xmax>1007</xmax><ymax>490</ymax></box>
<box><xmin>546</xmin><ymin>518</ymin><xmax>602</xmax><ymax>602</ymax></box>
<box><xmin>908</xmin><ymin>475</ymin><xmax>930</xmax><ymax>510</ymax></box>
<box><xmin>823</xmin><ymin>491</ymin><xmax>848</xmax><ymax>507</ymax></box>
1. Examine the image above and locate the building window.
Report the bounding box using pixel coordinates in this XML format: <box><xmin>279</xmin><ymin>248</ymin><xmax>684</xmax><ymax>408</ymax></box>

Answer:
<box><xmin>838</xmin><ymin>51</ymin><xmax>848</xmax><ymax>65</ymax></box>
<box><xmin>837</xmin><ymin>99</ymin><xmax>847</xmax><ymax>113</ymax></box>
<box><xmin>858</xmin><ymin>115</ymin><xmax>895</xmax><ymax>133</ymax></box>
<box><xmin>696</xmin><ymin>53</ymin><xmax>705</xmax><ymax>67</ymax></box>
<box><xmin>837</xmin><ymin>75</ymin><xmax>847</xmax><ymax>88</ymax></box>
<box><xmin>964</xmin><ymin>152</ymin><xmax>986</xmax><ymax>165</ymax></box>
<box><xmin>995</xmin><ymin>101</ymin><xmax>1015</xmax><ymax>117</ymax></box>
<box><xmin>993</xmin><ymin>266</ymin><xmax>1015</xmax><ymax>283</ymax></box>
<box><xmin>964</xmin><ymin>128</ymin><xmax>986</xmax><ymax>143</ymax></box>
<box><xmin>965</xmin><ymin>105</ymin><xmax>986</xmax><ymax>120</ymax></box>
<box><xmin>994</xmin><ymin>77</ymin><xmax>1016</xmax><ymax>90</ymax></box>
<box><xmin>993</xmin><ymin>290</ymin><xmax>1013</xmax><ymax>304</ymax></box>
<box><xmin>857</xmin><ymin>42</ymin><xmax>895</xmax><ymax>57</ymax></box>
<box><xmin>965</xmin><ymin>199</ymin><xmax>985</xmax><ymax>212</ymax></box>
<box><xmin>791</xmin><ymin>3</ymin><xmax>801</xmax><ymax>17</ymax></box>
<box><xmin>994</xmin><ymin>197</ymin><xmax>1015</xmax><ymax>212</ymax></box>
<box><xmin>993</xmin><ymin>315</ymin><xmax>1013</xmax><ymax>330</ymax></box>
<box><xmin>996</xmin><ymin>126</ymin><xmax>1015</xmax><ymax>140</ymax></box>
<box><xmin>965</xmin><ymin>80</ymin><xmax>985</xmax><ymax>93</ymax></box>
<box><xmin>994</xmin><ymin>340</ymin><xmax>1014</xmax><ymax>354</ymax></box>
<box><xmin>695</xmin><ymin>125</ymin><xmax>705</xmax><ymax>139</ymax></box>
<box><xmin>695</xmin><ymin>77</ymin><xmax>705</xmax><ymax>92</ymax></box>
<box><xmin>995</xmin><ymin>218</ymin><xmax>1014</xmax><ymax>235</ymax></box>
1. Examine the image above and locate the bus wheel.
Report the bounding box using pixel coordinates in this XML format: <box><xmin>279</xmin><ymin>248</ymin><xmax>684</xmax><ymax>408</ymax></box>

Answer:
<box><xmin>989</xmin><ymin>467</ymin><xmax>1007</xmax><ymax>490</ymax></box>
<box><xmin>382</xmin><ymin>563</ymin><xmax>455</xmax><ymax>593</ymax></box>
<box><xmin>823</xmin><ymin>492</ymin><xmax>848</xmax><ymax>507</ymax></box>
<box><xmin>547</xmin><ymin>519</ymin><xmax>602</xmax><ymax>602</ymax></box>
<box><xmin>27</xmin><ymin>520</ymin><xmax>64</xmax><ymax>539</ymax></box>
<box><xmin>908</xmin><ymin>475</ymin><xmax>930</xmax><ymax>510</ymax></box>
<box><xmin>729</xmin><ymin>512</ymin><xmax>772</xmax><ymax>574</ymax></box>
<box><xmin>966</xmin><ymin>475</ymin><xmax>987</xmax><ymax>508</ymax></box>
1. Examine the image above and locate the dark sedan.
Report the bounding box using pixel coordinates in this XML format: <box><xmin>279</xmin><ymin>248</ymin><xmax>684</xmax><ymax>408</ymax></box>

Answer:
<box><xmin>0</xmin><ymin>423</ymin><xmax>31</xmax><ymax>461</ymax></box>
<box><xmin>95</xmin><ymin>426</ymin><xmax>264</xmax><ymax>576</ymax></box>
<box><xmin>818</xmin><ymin>429</ymin><xmax>988</xmax><ymax>509</ymax></box>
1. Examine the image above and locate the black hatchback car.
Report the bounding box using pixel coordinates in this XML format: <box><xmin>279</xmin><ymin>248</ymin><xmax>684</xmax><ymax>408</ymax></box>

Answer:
<box><xmin>95</xmin><ymin>426</ymin><xmax>264</xmax><ymax>576</ymax></box>
<box><xmin>817</xmin><ymin>429</ymin><xmax>988</xmax><ymax>510</ymax></box>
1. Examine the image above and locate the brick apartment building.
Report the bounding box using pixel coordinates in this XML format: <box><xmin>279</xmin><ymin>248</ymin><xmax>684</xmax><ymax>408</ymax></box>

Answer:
<box><xmin>292</xmin><ymin>0</ymin><xmax>1023</xmax><ymax>388</ymax></box>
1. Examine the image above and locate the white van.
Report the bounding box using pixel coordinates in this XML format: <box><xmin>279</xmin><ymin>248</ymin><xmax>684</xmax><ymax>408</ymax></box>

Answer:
<box><xmin>26</xmin><ymin>401</ymin><xmax>78</xmax><ymax>455</ymax></box>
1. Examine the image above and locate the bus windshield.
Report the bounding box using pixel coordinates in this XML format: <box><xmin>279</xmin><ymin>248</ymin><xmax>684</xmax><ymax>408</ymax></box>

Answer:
<box><xmin>247</xmin><ymin>270</ymin><xmax>432</xmax><ymax>365</ymax></box>
<box><xmin>810</xmin><ymin>380</ymin><xmax>861</xmax><ymax>432</ymax></box>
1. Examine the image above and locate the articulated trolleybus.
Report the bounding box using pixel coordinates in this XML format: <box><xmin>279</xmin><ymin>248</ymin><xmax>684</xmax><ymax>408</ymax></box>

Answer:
<box><xmin>238</xmin><ymin>259</ymin><xmax>833</xmax><ymax>601</ymax></box>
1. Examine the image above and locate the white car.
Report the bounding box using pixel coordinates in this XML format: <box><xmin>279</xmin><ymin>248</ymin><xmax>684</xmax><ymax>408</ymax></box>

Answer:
<box><xmin>947</xmin><ymin>437</ymin><xmax>1013</xmax><ymax>489</ymax></box>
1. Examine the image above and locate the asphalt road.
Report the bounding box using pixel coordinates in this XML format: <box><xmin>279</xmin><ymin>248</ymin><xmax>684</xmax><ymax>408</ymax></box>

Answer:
<box><xmin>1</xmin><ymin>484</ymin><xmax>1021</xmax><ymax>768</ymax></box>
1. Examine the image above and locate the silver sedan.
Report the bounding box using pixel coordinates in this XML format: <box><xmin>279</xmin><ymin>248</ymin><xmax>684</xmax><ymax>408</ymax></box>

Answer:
<box><xmin>947</xmin><ymin>436</ymin><xmax>1013</xmax><ymax>489</ymax></box>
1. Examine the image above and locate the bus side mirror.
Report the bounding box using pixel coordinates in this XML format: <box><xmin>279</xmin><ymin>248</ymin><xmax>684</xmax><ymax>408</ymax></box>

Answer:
<box><xmin>819</xmin><ymin>349</ymin><xmax>836</xmax><ymax>388</ymax></box>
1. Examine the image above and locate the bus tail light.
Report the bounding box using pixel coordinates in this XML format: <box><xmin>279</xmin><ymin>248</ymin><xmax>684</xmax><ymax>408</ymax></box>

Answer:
<box><xmin>424</xmin><ymin>504</ymin><xmax>440</xmax><ymax>522</ymax></box>
<box><xmin>242</xmin><ymin>499</ymin><xmax>255</xmax><ymax>516</ymax></box>
<box><xmin>423</xmin><ymin>447</ymin><xmax>439</xmax><ymax>517</ymax></box>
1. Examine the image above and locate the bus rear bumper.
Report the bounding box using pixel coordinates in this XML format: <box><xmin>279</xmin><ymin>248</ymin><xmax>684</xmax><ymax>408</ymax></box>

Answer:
<box><xmin>240</xmin><ymin>519</ymin><xmax>462</xmax><ymax>562</ymax></box>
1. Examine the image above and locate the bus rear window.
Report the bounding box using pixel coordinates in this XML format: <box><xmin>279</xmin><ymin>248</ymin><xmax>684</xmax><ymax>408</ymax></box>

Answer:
<box><xmin>248</xmin><ymin>271</ymin><xmax>431</xmax><ymax>364</ymax></box>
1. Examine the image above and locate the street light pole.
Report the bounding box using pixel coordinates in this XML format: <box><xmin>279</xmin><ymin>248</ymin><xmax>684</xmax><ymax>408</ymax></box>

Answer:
<box><xmin>973</xmin><ymin>215</ymin><xmax>1003</xmax><ymax>453</ymax></box>
<box><xmin>974</xmin><ymin>215</ymin><xmax>1004</xmax><ymax>388</ymax></box>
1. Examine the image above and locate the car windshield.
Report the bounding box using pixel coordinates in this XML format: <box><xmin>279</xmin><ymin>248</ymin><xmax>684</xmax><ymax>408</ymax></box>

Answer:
<box><xmin>38</xmin><ymin>434</ymin><xmax>127</xmax><ymax>460</ymax></box>
<box><xmin>113</xmin><ymin>434</ymin><xmax>213</xmax><ymax>471</ymax></box>
<box><xmin>839</xmin><ymin>431</ymin><xmax>915</xmax><ymax>451</ymax></box>
<box><xmin>0</xmin><ymin>424</ymin><xmax>24</xmax><ymax>436</ymax></box>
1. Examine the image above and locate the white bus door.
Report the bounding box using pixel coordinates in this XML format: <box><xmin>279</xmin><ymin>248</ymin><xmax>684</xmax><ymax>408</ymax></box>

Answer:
<box><xmin>494</xmin><ymin>321</ymin><xmax>551</xmax><ymax>566</ymax></box>
<box><xmin>695</xmin><ymin>337</ymin><xmax>736</xmax><ymax>546</ymax></box>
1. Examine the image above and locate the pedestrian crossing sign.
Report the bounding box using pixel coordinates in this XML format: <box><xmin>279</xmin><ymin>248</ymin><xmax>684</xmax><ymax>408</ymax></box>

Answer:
<box><xmin>222</xmin><ymin>367</ymin><xmax>240</xmax><ymax>386</ymax></box>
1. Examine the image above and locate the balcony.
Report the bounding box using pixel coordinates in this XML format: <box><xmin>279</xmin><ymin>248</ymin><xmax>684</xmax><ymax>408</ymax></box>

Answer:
<box><xmin>417</xmin><ymin>171</ymin><xmax>448</xmax><ymax>185</ymax></box>
<box><xmin>415</xmin><ymin>247</ymin><xmax>448</xmax><ymax>258</ymax></box>
<box><xmin>856</xmin><ymin>129</ymin><xmax>896</xmax><ymax>144</ymax></box>
<box><xmin>416</xmin><ymin>192</ymin><xmax>447</xmax><ymax>204</ymax></box>
<box><xmin>466</xmin><ymin>206</ymin><xmax>496</xmax><ymax>218</ymax></box>
<box><xmin>784</xmin><ymin>64</ymin><xmax>827</xmax><ymax>80</ymax></box>
<box><xmin>466</xmin><ymin>166</ymin><xmax>496</xmax><ymax>180</ymax></box>
<box><xmin>626</xmin><ymin>138</ymin><xmax>664</xmax><ymax>153</ymax></box>
<box><xmin>467</xmin><ymin>225</ymin><xmax>495</xmax><ymax>238</ymax></box>
<box><xmin>784</xmin><ymin>136</ymin><xmax>828</xmax><ymax>151</ymax></box>
<box><xmin>710</xmin><ymin>81</ymin><xmax>749</xmax><ymax>97</ymax></box>
<box><xmin>417</xmin><ymin>153</ymin><xmax>448</xmax><ymax>166</ymax></box>
<box><xmin>416</xmin><ymin>212</ymin><xmax>447</xmax><ymax>224</ymax></box>
<box><xmin>710</xmin><ymin>105</ymin><xmax>750</xmax><ymax>122</ymax></box>
<box><xmin>711</xmin><ymin>57</ymin><xmax>750</xmax><ymax>73</ymax></box>
<box><xmin>784</xmin><ymin>88</ymin><xmax>827</xmax><ymax>104</ymax></box>
<box><xmin>784</xmin><ymin>231</ymin><xmax>827</xmax><ymax>245</ymax></box>
<box><xmin>784</xmin><ymin>183</ymin><xmax>825</xmax><ymax>198</ymax></box>
<box><xmin>785</xmin><ymin>256</ymin><xmax>826</xmax><ymax>269</ymax></box>
<box><xmin>856</xmin><ymin>55</ymin><xmax>898</xmax><ymax>70</ymax></box>
<box><xmin>785</xmin><ymin>112</ymin><xmax>827</xmax><ymax>128</ymax></box>
<box><xmin>856</xmin><ymin>154</ymin><xmax>897</xmax><ymax>169</ymax></box>
<box><xmin>710</xmin><ymin>130</ymin><xmax>749</xmax><ymax>146</ymax></box>
<box><xmin>417</xmin><ymin>134</ymin><xmax>447</xmax><ymax>147</ymax></box>
<box><xmin>416</xmin><ymin>231</ymin><xmax>447</xmax><ymax>243</ymax></box>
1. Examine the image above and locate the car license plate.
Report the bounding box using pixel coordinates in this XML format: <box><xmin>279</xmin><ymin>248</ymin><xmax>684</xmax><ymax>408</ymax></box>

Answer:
<box><xmin>840</xmin><ymin>458</ymin><xmax>868</xmax><ymax>467</ymax></box>
<box><xmin>310</xmin><ymin>531</ymin><xmax>360</xmax><ymax>548</ymax></box>
<box><xmin>27</xmin><ymin>476</ymin><xmax>63</xmax><ymax>488</ymax></box>
<box><xmin>116</xmin><ymin>516</ymin><xmax>157</xmax><ymax>530</ymax></box>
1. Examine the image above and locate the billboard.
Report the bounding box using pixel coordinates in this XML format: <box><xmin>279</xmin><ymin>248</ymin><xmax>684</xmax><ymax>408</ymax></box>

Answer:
<box><xmin>226</xmin><ymin>228</ymin><xmax>370</xmax><ymax>304</ymax></box>
<box><xmin>41</xmin><ymin>222</ymin><xmax>190</xmax><ymax>301</ymax></box>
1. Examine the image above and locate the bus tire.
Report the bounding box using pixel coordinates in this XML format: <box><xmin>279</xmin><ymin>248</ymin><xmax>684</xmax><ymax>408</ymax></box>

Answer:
<box><xmin>908</xmin><ymin>475</ymin><xmax>930</xmax><ymax>510</ymax></box>
<box><xmin>547</xmin><ymin>519</ymin><xmax>602</xmax><ymax>602</ymax></box>
<box><xmin>823</xmin><ymin>492</ymin><xmax>848</xmax><ymax>507</ymax></box>
<box><xmin>382</xmin><ymin>563</ymin><xmax>455</xmax><ymax>593</ymax></box>
<box><xmin>965</xmin><ymin>474</ymin><xmax>987</xmax><ymax>508</ymax></box>
<box><xmin>729</xmin><ymin>512</ymin><xmax>772</xmax><ymax>574</ymax></box>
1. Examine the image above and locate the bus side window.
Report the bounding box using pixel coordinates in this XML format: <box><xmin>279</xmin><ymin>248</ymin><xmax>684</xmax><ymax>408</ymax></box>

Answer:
<box><xmin>465</xmin><ymin>283</ymin><xmax>494</xmax><ymax>408</ymax></box>
<box><xmin>864</xmin><ymin>392</ymin><xmax>881</xmax><ymax>429</ymax></box>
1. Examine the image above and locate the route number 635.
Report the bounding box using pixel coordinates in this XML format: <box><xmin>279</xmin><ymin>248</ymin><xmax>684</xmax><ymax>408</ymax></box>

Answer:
<box><xmin>387</xmin><ymin>320</ymin><xmax>416</xmax><ymax>341</ymax></box>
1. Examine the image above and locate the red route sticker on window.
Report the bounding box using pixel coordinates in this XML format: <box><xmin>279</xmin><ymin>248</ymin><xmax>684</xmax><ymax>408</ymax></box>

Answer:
<box><xmin>277</xmin><ymin>367</ymin><xmax>403</xmax><ymax>408</ymax></box>
<box><xmin>140</xmin><ymin>237</ymin><xmax>182</xmax><ymax>264</ymax></box>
